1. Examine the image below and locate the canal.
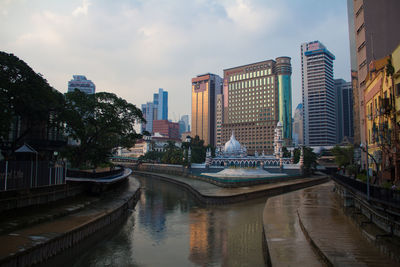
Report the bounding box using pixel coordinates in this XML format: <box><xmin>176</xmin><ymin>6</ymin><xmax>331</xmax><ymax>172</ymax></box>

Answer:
<box><xmin>73</xmin><ymin>176</ymin><xmax>267</xmax><ymax>266</ymax></box>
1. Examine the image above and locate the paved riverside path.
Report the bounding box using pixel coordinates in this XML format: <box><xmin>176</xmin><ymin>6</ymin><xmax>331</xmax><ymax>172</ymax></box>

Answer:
<box><xmin>264</xmin><ymin>181</ymin><xmax>400</xmax><ymax>267</ymax></box>
<box><xmin>0</xmin><ymin>177</ymin><xmax>140</xmax><ymax>264</ymax></box>
<box><xmin>132</xmin><ymin>171</ymin><xmax>329</xmax><ymax>200</ymax></box>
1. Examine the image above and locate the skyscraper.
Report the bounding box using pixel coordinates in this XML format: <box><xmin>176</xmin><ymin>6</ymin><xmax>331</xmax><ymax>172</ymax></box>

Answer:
<box><xmin>221</xmin><ymin>57</ymin><xmax>292</xmax><ymax>154</ymax></box>
<box><xmin>292</xmin><ymin>103</ymin><xmax>303</xmax><ymax>146</ymax></box>
<box><xmin>141</xmin><ymin>102</ymin><xmax>156</xmax><ymax>133</ymax></box>
<box><xmin>335</xmin><ymin>79</ymin><xmax>354</xmax><ymax>143</ymax></box>
<box><xmin>68</xmin><ymin>75</ymin><xmax>95</xmax><ymax>94</ymax></box>
<box><xmin>301</xmin><ymin>41</ymin><xmax>336</xmax><ymax>146</ymax></box>
<box><xmin>154</xmin><ymin>88</ymin><xmax>168</xmax><ymax>120</ymax></box>
<box><xmin>276</xmin><ymin>57</ymin><xmax>293</xmax><ymax>143</ymax></box>
<box><xmin>191</xmin><ymin>73</ymin><xmax>223</xmax><ymax>146</ymax></box>
<box><xmin>141</xmin><ymin>88</ymin><xmax>169</xmax><ymax>133</ymax></box>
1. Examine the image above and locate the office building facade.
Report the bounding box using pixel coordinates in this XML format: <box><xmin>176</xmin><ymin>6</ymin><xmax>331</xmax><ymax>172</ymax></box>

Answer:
<box><xmin>292</xmin><ymin>103</ymin><xmax>304</xmax><ymax>146</ymax></box>
<box><xmin>141</xmin><ymin>88</ymin><xmax>169</xmax><ymax>133</ymax></box>
<box><xmin>191</xmin><ymin>73</ymin><xmax>223</xmax><ymax>146</ymax></box>
<box><xmin>301</xmin><ymin>41</ymin><xmax>336</xmax><ymax>146</ymax></box>
<box><xmin>221</xmin><ymin>58</ymin><xmax>292</xmax><ymax>154</ymax></box>
<box><xmin>68</xmin><ymin>75</ymin><xmax>95</xmax><ymax>94</ymax></box>
<box><xmin>335</xmin><ymin>79</ymin><xmax>354</xmax><ymax>143</ymax></box>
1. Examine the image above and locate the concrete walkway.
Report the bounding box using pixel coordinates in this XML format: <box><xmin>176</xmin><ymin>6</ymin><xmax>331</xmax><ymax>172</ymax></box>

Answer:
<box><xmin>264</xmin><ymin>181</ymin><xmax>400</xmax><ymax>266</ymax></box>
<box><xmin>0</xmin><ymin>177</ymin><xmax>140</xmax><ymax>265</ymax></box>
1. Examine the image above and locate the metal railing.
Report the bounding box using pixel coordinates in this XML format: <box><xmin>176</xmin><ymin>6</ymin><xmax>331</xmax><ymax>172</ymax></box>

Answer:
<box><xmin>331</xmin><ymin>173</ymin><xmax>400</xmax><ymax>207</ymax></box>
<box><xmin>0</xmin><ymin>160</ymin><xmax>66</xmax><ymax>191</ymax></box>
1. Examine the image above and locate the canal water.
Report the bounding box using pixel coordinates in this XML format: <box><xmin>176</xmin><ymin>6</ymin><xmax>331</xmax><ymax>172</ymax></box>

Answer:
<box><xmin>74</xmin><ymin>176</ymin><xmax>267</xmax><ymax>266</ymax></box>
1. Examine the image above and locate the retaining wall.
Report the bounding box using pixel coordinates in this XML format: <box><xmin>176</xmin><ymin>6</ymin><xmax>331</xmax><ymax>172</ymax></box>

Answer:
<box><xmin>133</xmin><ymin>171</ymin><xmax>329</xmax><ymax>205</ymax></box>
<box><xmin>0</xmin><ymin>183</ymin><xmax>85</xmax><ymax>213</ymax></box>
<box><xmin>0</xmin><ymin>184</ymin><xmax>141</xmax><ymax>267</ymax></box>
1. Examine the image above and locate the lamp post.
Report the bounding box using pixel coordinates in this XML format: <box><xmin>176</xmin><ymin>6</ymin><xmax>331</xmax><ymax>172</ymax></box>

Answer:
<box><xmin>360</xmin><ymin>143</ymin><xmax>370</xmax><ymax>201</ymax></box>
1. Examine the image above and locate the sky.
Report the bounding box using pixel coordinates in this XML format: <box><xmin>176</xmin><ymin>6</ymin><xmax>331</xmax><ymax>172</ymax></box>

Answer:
<box><xmin>0</xmin><ymin>0</ymin><xmax>351</xmax><ymax>122</ymax></box>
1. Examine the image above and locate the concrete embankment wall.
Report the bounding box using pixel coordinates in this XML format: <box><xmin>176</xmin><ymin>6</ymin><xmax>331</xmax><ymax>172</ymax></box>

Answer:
<box><xmin>0</xmin><ymin>184</ymin><xmax>141</xmax><ymax>267</ymax></box>
<box><xmin>133</xmin><ymin>170</ymin><xmax>329</xmax><ymax>205</ymax></box>
<box><xmin>0</xmin><ymin>183</ymin><xmax>85</xmax><ymax>213</ymax></box>
<box><xmin>131</xmin><ymin>163</ymin><xmax>305</xmax><ymax>188</ymax></box>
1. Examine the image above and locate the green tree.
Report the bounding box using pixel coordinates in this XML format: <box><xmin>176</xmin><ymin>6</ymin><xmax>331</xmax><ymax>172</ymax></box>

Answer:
<box><xmin>303</xmin><ymin>146</ymin><xmax>317</xmax><ymax>174</ymax></box>
<box><xmin>139</xmin><ymin>150</ymin><xmax>164</xmax><ymax>162</ymax></box>
<box><xmin>293</xmin><ymin>147</ymin><xmax>300</xmax><ymax>164</ymax></box>
<box><xmin>62</xmin><ymin>90</ymin><xmax>144</xmax><ymax>169</ymax></box>
<box><xmin>162</xmin><ymin>141</ymin><xmax>183</xmax><ymax>164</ymax></box>
<box><xmin>282</xmin><ymin>147</ymin><xmax>291</xmax><ymax>158</ymax></box>
<box><xmin>190</xmin><ymin>135</ymin><xmax>207</xmax><ymax>163</ymax></box>
<box><xmin>0</xmin><ymin>51</ymin><xmax>64</xmax><ymax>150</ymax></box>
<box><xmin>331</xmin><ymin>145</ymin><xmax>354</xmax><ymax>173</ymax></box>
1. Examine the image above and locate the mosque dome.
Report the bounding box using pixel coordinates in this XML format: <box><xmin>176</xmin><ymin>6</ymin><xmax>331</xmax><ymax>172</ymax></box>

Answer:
<box><xmin>224</xmin><ymin>132</ymin><xmax>241</xmax><ymax>154</ymax></box>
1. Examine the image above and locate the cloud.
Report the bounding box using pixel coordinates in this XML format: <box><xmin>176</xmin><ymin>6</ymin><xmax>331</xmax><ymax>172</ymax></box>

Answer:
<box><xmin>1</xmin><ymin>0</ymin><xmax>350</xmax><ymax>120</ymax></box>
<box><xmin>72</xmin><ymin>0</ymin><xmax>91</xmax><ymax>16</ymax></box>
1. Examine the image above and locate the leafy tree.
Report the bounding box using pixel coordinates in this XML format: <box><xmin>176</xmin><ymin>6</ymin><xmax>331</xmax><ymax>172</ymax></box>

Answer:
<box><xmin>139</xmin><ymin>150</ymin><xmax>164</xmax><ymax>162</ymax></box>
<box><xmin>190</xmin><ymin>135</ymin><xmax>207</xmax><ymax>163</ymax></box>
<box><xmin>303</xmin><ymin>146</ymin><xmax>317</xmax><ymax>173</ymax></box>
<box><xmin>331</xmin><ymin>145</ymin><xmax>354</xmax><ymax>173</ymax></box>
<box><xmin>0</xmin><ymin>51</ymin><xmax>64</xmax><ymax>151</ymax></box>
<box><xmin>162</xmin><ymin>141</ymin><xmax>183</xmax><ymax>164</ymax></box>
<box><xmin>62</xmin><ymin>90</ymin><xmax>144</xmax><ymax>168</ymax></box>
<box><xmin>282</xmin><ymin>147</ymin><xmax>291</xmax><ymax>158</ymax></box>
<box><xmin>293</xmin><ymin>148</ymin><xmax>300</xmax><ymax>163</ymax></box>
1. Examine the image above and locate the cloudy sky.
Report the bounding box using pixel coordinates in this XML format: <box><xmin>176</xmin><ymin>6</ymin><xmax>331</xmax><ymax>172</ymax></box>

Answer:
<box><xmin>1</xmin><ymin>0</ymin><xmax>350</xmax><ymax>122</ymax></box>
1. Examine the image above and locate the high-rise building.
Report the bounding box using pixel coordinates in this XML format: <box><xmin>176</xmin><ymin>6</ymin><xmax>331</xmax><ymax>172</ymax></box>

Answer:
<box><xmin>301</xmin><ymin>41</ymin><xmax>336</xmax><ymax>146</ymax></box>
<box><xmin>349</xmin><ymin>0</ymin><xmax>400</xmax><ymax>149</ymax></box>
<box><xmin>191</xmin><ymin>73</ymin><xmax>223</xmax><ymax>146</ymax></box>
<box><xmin>335</xmin><ymin>79</ymin><xmax>354</xmax><ymax>143</ymax></box>
<box><xmin>292</xmin><ymin>103</ymin><xmax>303</xmax><ymax>146</ymax></box>
<box><xmin>141</xmin><ymin>88</ymin><xmax>169</xmax><ymax>133</ymax></box>
<box><xmin>179</xmin><ymin>115</ymin><xmax>190</xmax><ymax>133</ymax></box>
<box><xmin>154</xmin><ymin>88</ymin><xmax>168</xmax><ymax>120</ymax></box>
<box><xmin>215</xmin><ymin>94</ymin><xmax>224</xmax><ymax>147</ymax></box>
<box><xmin>68</xmin><ymin>75</ymin><xmax>95</xmax><ymax>94</ymax></box>
<box><xmin>221</xmin><ymin>58</ymin><xmax>292</xmax><ymax>154</ymax></box>
<box><xmin>276</xmin><ymin>57</ymin><xmax>293</xmax><ymax>143</ymax></box>
<box><xmin>141</xmin><ymin>102</ymin><xmax>156</xmax><ymax>133</ymax></box>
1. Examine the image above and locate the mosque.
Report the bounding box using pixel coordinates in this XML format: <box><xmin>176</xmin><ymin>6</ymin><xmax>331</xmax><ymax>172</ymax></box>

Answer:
<box><xmin>205</xmin><ymin>122</ymin><xmax>303</xmax><ymax>170</ymax></box>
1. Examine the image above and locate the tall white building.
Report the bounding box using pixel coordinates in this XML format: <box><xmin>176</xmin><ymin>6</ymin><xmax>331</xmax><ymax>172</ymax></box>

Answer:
<box><xmin>292</xmin><ymin>103</ymin><xmax>303</xmax><ymax>146</ymax></box>
<box><xmin>68</xmin><ymin>75</ymin><xmax>95</xmax><ymax>94</ymax></box>
<box><xmin>301</xmin><ymin>41</ymin><xmax>336</xmax><ymax>146</ymax></box>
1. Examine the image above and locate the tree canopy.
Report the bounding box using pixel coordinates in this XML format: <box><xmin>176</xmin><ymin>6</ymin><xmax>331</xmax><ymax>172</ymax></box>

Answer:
<box><xmin>0</xmin><ymin>51</ymin><xmax>64</xmax><ymax>145</ymax></box>
<box><xmin>62</xmin><ymin>90</ymin><xmax>145</xmax><ymax>168</ymax></box>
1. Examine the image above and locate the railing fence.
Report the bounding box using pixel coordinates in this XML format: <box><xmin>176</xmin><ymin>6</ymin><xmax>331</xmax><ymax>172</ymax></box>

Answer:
<box><xmin>0</xmin><ymin>160</ymin><xmax>66</xmax><ymax>191</ymax></box>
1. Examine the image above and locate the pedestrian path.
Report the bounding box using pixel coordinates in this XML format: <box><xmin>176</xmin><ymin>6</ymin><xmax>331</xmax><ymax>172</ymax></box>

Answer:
<box><xmin>264</xmin><ymin>181</ymin><xmax>400</xmax><ymax>266</ymax></box>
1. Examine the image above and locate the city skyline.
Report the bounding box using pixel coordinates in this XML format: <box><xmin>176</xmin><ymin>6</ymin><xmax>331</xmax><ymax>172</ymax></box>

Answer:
<box><xmin>0</xmin><ymin>0</ymin><xmax>351</xmax><ymax>121</ymax></box>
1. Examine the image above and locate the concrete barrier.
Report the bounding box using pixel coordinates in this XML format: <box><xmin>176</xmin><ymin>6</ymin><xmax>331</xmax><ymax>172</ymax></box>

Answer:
<box><xmin>0</xmin><ymin>184</ymin><xmax>141</xmax><ymax>267</ymax></box>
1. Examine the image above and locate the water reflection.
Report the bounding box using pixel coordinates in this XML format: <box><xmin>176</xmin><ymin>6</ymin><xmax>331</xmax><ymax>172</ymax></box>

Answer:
<box><xmin>74</xmin><ymin>176</ymin><xmax>266</xmax><ymax>266</ymax></box>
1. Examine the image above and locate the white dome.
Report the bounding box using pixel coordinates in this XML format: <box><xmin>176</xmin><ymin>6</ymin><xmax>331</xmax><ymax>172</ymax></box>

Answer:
<box><xmin>277</xmin><ymin>121</ymin><xmax>283</xmax><ymax>127</ymax></box>
<box><xmin>224</xmin><ymin>132</ymin><xmax>241</xmax><ymax>154</ymax></box>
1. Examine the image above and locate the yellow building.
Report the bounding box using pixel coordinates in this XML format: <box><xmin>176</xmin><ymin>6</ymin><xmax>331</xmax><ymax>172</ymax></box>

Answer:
<box><xmin>191</xmin><ymin>73</ymin><xmax>222</xmax><ymax>146</ymax></box>
<box><xmin>391</xmin><ymin>44</ymin><xmax>400</xmax><ymax>181</ymax></box>
<box><xmin>364</xmin><ymin>56</ymin><xmax>398</xmax><ymax>181</ymax></box>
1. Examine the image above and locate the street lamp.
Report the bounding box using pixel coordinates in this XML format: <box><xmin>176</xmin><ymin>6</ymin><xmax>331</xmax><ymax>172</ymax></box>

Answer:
<box><xmin>360</xmin><ymin>143</ymin><xmax>370</xmax><ymax>201</ymax></box>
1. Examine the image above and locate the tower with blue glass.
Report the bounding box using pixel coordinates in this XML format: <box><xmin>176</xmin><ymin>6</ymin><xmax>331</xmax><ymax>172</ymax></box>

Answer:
<box><xmin>276</xmin><ymin>57</ymin><xmax>292</xmax><ymax>145</ymax></box>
